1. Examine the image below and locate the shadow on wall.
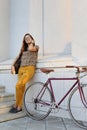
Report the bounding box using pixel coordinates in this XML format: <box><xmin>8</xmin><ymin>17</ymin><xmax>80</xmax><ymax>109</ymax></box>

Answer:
<box><xmin>58</xmin><ymin>42</ymin><xmax>72</xmax><ymax>56</ymax></box>
<box><xmin>43</xmin><ymin>42</ymin><xmax>72</xmax><ymax>57</ymax></box>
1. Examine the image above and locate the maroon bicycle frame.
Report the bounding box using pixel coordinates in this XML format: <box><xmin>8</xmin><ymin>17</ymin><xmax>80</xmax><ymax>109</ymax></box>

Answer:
<box><xmin>37</xmin><ymin>76</ymin><xmax>87</xmax><ymax>108</ymax></box>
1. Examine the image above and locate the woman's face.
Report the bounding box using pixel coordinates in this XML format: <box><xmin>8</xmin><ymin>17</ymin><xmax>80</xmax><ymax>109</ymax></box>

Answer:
<box><xmin>24</xmin><ymin>35</ymin><xmax>32</xmax><ymax>44</ymax></box>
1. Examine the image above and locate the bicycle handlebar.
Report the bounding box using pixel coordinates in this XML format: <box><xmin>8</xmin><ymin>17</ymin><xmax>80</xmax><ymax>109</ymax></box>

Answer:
<box><xmin>40</xmin><ymin>66</ymin><xmax>87</xmax><ymax>74</ymax></box>
<box><xmin>66</xmin><ymin>66</ymin><xmax>87</xmax><ymax>73</ymax></box>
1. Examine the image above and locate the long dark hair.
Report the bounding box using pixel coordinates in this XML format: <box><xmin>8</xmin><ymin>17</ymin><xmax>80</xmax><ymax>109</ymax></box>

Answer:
<box><xmin>13</xmin><ymin>33</ymin><xmax>36</xmax><ymax>65</ymax></box>
<box><xmin>19</xmin><ymin>33</ymin><xmax>35</xmax><ymax>57</ymax></box>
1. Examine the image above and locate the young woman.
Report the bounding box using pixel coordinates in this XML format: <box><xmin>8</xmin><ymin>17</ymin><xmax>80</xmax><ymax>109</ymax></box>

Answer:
<box><xmin>9</xmin><ymin>33</ymin><xmax>39</xmax><ymax>113</ymax></box>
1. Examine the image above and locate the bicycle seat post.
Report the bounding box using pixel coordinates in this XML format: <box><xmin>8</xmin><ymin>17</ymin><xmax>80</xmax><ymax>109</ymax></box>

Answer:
<box><xmin>47</xmin><ymin>72</ymin><xmax>50</xmax><ymax>79</ymax></box>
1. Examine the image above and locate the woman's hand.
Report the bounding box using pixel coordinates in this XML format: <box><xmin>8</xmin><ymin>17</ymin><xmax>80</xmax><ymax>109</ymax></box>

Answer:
<box><xmin>11</xmin><ymin>65</ymin><xmax>15</xmax><ymax>74</ymax></box>
<box><xmin>28</xmin><ymin>43</ymin><xmax>39</xmax><ymax>52</ymax></box>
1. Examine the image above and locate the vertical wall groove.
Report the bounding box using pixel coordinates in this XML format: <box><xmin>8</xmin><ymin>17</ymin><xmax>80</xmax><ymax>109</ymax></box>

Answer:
<box><xmin>42</xmin><ymin>0</ymin><xmax>44</xmax><ymax>56</ymax></box>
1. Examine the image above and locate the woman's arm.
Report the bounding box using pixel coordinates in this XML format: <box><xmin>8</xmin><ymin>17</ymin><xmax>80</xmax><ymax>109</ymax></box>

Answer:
<box><xmin>11</xmin><ymin>56</ymin><xmax>20</xmax><ymax>74</ymax></box>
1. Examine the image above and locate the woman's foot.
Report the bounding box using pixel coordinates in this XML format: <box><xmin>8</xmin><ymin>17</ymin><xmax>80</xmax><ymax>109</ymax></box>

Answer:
<box><xmin>14</xmin><ymin>108</ymin><xmax>22</xmax><ymax>113</ymax></box>
<box><xmin>9</xmin><ymin>104</ymin><xmax>17</xmax><ymax>113</ymax></box>
<box><xmin>9</xmin><ymin>106</ymin><xmax>22</xmax><ymax>113</ymax></box>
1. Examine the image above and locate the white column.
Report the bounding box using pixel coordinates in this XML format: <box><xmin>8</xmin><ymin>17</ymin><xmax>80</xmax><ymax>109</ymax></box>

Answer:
<box><xmin>44</xmin><ymin>0</ymin><xmax>72</xmax><ymax>55</ymax></box>
<box><xmin>72</xmin><ymin>0</ymin><xmax>87</xmax><ymax>65</ymax></box>
<box><xmin>0</xmin><ymin>0</ymin><xmax>10</xmax><ymax>61</ymax></box>
<box><xmin>10</xmin><ymin>0</ymin><xmax>30</xmax><ymax>58</ymax></box>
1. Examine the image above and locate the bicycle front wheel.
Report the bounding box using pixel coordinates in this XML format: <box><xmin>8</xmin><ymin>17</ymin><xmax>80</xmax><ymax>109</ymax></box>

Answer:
<box><xmin>24</xmin><ymin>82</ymin><xmax>53</xmax><ymax>120</ymax></box>
<box><xmin>68</xmin><ymin>85</ymin><xmax>87</xmax><ymax>129</ymax></box>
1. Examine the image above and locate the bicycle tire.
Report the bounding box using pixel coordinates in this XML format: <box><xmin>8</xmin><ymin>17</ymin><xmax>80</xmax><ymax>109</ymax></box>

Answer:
<box><xmin>68</xmin><ymin>85</ymin><xmax>87</xmax><ymax>129</ymax></box>
<box><xmin>23</xmin><ymin>82</ymin><xmax>53</xmax><ymax>120</ymax></box>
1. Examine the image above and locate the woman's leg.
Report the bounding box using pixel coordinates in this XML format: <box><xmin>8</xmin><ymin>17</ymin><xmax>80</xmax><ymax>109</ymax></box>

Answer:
<box><xmin>15</xmin><ymin>66</ymin><xmax>35</xmax><ymax>109</ymax></box>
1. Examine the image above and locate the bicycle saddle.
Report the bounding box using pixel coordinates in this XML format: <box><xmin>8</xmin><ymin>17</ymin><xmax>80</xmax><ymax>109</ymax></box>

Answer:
<box><xmin>40</xmin><ymin>68</ymin><xmax>54</xmax><ymax>74</ymax></box>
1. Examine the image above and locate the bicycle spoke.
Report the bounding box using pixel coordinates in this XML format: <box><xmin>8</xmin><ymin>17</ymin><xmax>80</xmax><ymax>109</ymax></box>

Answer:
<box><xmin>24</xmin><ymin>82</ymin><xmax>53</xmax><ymax>120</ymax></box>
<box><xmin>68</xmin><ymin>85</ymin><xmax>87</xmax><ymax>129</ymax></box>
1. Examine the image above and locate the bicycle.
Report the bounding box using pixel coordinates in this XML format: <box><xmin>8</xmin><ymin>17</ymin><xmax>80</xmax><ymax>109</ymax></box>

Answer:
<box><xmin>23</xmin><ymin>66</ymin><xmax>87</xmax><ymax>129</ymax></box>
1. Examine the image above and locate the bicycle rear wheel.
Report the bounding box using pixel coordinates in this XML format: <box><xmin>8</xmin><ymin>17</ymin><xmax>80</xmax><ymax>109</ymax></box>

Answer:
<box><xmin>23</xmin><ymin>82</ymin><xmax>53</xmax><ymax>120</ymax></box>
<box><xmin>68</xmin><ymin>85</ymin><xmax>87</xmax><ymax>129</ymax></box>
